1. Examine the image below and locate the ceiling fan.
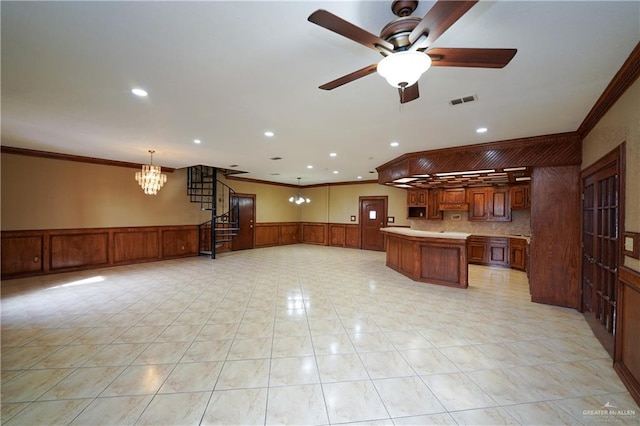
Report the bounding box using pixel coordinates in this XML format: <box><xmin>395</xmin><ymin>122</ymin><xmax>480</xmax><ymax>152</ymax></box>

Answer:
<box><xmin>308</xmin><ymin>0</ymin><xmax>517</xmax><ymax>103</ymax></box>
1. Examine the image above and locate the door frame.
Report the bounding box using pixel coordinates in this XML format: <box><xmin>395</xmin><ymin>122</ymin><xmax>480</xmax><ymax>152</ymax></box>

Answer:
<box><xmin>358</xmin><ymin>196</ymin><xmax>388</xmax><ymax>251</ymax></box>
<box><xmin>580</xmin><ymin>142</ymin><xmax>626</xmax><ymax>357</ymax></box>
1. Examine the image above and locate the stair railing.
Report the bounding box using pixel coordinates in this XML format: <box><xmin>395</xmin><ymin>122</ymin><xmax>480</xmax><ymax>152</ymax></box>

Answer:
<box><xmin>187</xmin><ymin>166</ymin><xmax>239</xmax><ymax>258</ymax></box>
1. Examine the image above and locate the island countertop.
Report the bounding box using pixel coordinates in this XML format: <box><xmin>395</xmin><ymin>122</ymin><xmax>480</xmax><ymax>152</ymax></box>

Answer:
<box><xmin>381</xmin><ymin>228</ymin><xmax>468</xmax><ymax>288</ymax></box>
<box><xmin>381</xmin><ymin>227</ymin><xmax>470</xmax><ymax>240</ymax></box>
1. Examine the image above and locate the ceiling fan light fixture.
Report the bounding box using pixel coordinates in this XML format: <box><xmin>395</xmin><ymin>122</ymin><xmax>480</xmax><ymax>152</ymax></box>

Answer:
<box><xmin>377</xmin><ymin>51</ymin><xmax>431</xmax><ymax>88</ymax></box>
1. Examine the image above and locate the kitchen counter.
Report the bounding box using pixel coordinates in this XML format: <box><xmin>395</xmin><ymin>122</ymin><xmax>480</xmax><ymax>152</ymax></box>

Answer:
<box><xmin>380</xmin><ymin>227</ymin><xmax>471</xmax><ymax>240</ymax></box>
<box><xmin>382</xmin><ymin>227</ymin><xmax>530</xmax><ymax>243</ymax></box>
<box><xmin>381</xmin><ymin>228</ymin><xmax>468</xmax><ymax>289</ymax></box>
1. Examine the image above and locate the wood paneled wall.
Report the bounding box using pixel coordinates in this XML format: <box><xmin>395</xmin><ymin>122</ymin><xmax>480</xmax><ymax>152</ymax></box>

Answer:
<box><xmin>530</xmin><ymin>165</ymin><xmax>581</xmax><ymax>308</ymax></box>
<box><xmin>302</xmin><ymin>223</ymin><xmax>329</xmax><ymax>245</ymax></box>
<box><xmin>255</xmin><ymin>222</ymin><xmax>360</xmax><ymax>248</ymax></box>
<box><xmin>255</xmin><ymin>222</ymin><xmax>301</xmax><ymax>248</ymax></box>
<box><xmin>615</xmin><ymin>266</ymin><xmax>640</xmax><ymax>405</ymax></box>
<box><xmin>2</xmin><ymin>222</ymin><xmax>363</xmax><ymax>279</ymax></box>
<box><xmin>329</xmin><ymin>224</ymin><xmax>360</xmax><ymax>249</ymax></box>
<box><xmin>1</xmin><ymin>225</ymin><xmax>198</xmax><ymax>279</ymax></box>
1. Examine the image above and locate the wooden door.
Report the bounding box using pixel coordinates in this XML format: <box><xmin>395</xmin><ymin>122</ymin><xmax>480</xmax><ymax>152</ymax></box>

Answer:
<box><xmin>582</xmin><ymin>162</ymin><xmax>619</xmax><ymax>356</ymax></box>
<box><xmin>360</xmin><ymin>197</ymin><xmax>387</xmax><ymax>251</ymax></box>
<box><xmin>232</xmin><ymin>194</ymin><xmax>255</xmax><ymax>251</ymax></box>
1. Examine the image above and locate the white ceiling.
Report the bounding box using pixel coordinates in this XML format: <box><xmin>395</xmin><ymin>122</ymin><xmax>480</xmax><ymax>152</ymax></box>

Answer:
<box><xmin>2</xmin><ymin>1</ymin><xmax>639</xmax><ymax>185</ymax></box>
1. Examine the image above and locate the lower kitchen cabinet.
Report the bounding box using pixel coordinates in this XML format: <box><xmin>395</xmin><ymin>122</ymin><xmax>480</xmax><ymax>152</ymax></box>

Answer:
<box><xmin>468</xmin><ymin>236</ymin><xmax>487</xmax><ymax>263</ymax></box>
<box><xmin>487</xmin><ymin>237</ymin><xmax>509</xmax><ymax>267</ymax></box>
<box><xmin>509</xmin><ymin>238</ymin><xmax>527</xmax><ymax>271</ymax></box>
<box><xmin>467</xmin><ymin>236</ymin><xmax>517</xmax><ymax>269</ymax></box>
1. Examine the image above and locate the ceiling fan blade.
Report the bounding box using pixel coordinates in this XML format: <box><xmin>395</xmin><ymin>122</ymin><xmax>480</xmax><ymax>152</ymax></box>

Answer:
<box><xmin>399</xmin><ymin>83</ymin><xmax>420</xmax><ymax>104</ymax></box>
<box><xmin>408</xmin><ymin>0</ymin><xmax>479</xmax><ymax>47</ymax></box>
<box><xmin>427</xmin><ymin>48</ymin><xmax>517</xmax><ymax>68</ymax></box>
<box><xmin>319</xmin><ymin>64</ymin><xmax>379</xmax><ymax>90</ymax></box>
<box><xmin>309</xmin><ymin>9</ymin><xmax>394</xmax><ymax>55</ymax></box>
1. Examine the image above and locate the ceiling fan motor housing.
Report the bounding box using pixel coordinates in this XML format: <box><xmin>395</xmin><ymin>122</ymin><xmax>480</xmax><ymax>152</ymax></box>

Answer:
<box><xmin>392</xmin><ymin>1</ymin><xmax>419</xmax><ymax>17</ymax></box>
<box><xmin>380</xmin><ymin>17</ymin><xmax>421</xmax><ymax>51</ymax></box>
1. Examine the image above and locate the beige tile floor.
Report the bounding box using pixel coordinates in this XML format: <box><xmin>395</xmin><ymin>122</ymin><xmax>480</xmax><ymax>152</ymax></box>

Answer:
<box><xmin>1</xmin><ymin>244</ymin><xmax>638</xmax><ymax>425</ymax></box>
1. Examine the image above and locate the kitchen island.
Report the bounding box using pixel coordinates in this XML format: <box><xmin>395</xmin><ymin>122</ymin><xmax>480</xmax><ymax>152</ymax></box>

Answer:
<box><xmin>381</xmin><ymin>228</ymin><xmax>470</xmax><ymax>289</ymax></box>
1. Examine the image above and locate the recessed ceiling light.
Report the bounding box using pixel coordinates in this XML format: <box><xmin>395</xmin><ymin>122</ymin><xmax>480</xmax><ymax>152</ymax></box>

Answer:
<box><xmin>193</xmin><ymin>139</ymin><xmax>201</xmax><ymax>144</ymax></box>
<box><xmin>307</xmin><ymin>165</ymin><xmax>313</xmax><ymax>169</ymax></box>
<box><xmin>329</xmin><ymin>152</ymin><xmax>337</xmax><ymax>157</ymax></box>
<box><xmin>264</xmin><ymin>131</ymin><xmax>274</xmax><ymax>137</ymax></box>
<box><xmin>333</xmin><ymin>170</ymin><xmax>339</xmax><ymax>174</ymax></box>
<box><xmin>476</xmin><ymin>127</ymin><xmax>488</xmax><ymax>133</ymax></box>
<box><xmin>390</xmin><ymin>141</ymin><xmax>399</xmax><ymax>147</ymax></box>
<box><xmin>357</xmin><ymin>176</ymin><xmax>362</xmax><ymax>179</ymax></box>
<box><xmin>131</xmin><ymin>88</ymin><xmax>148</xmax><ymax>97</ymax></box>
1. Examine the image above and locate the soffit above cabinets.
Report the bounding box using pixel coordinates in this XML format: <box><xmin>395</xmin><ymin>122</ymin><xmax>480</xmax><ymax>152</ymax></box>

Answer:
<box><xmin>387</xmin><ymin>167</ymin><xmax>531</xmax><ymax>189</ymax></box>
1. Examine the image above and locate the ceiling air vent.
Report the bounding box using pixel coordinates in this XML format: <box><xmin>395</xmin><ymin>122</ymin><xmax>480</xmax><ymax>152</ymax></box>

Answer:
<box><xmin>449</xmin><ymin>94</ymin><xmax>478</xmax><ymax>106</ymax></box>
<box><xmin>270</xmin><ymin>157</ymin><xmax>282</xmax><ymax>160</ymax></box>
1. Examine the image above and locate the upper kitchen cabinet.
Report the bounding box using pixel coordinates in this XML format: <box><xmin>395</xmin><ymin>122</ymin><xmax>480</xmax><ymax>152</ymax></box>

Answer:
<box><xmin>407</xmin><ymin>189</ymin><xmax>442</xmax><ymax>220</ymax></box>
<box><xmin>427</xmin><ymin>189</ymin><xmax>443</xmax><ymax>220</ymax></box>
<box><xmin>407</xmin><ymin>189</ymin><xmax>427</xmax><ymax>219</ymax></box>
<box><xmin>511</xmin><ymin>184</ymin><xmax>531</xmax><ymax>209</ymax></box>
<box><xmin>438</xmin><ymin>188</ymin><xmax>469</xmax><ymax>211</ymax></box>
<box><xmin>407</xmin><ymin>190</ymin><xmax>426</xmax><ymax>207</ymax></box>
<box><xmin>468</xmin><ymin>187</ymin><xmax>511</xmax><ymax>221</ymax></box>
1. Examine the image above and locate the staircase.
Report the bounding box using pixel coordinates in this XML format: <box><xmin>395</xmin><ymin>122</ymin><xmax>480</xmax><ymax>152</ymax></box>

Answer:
<box><xmin>187</xmin><ymin>166</ymin><xmax>239</xmax><ymax>259</ymax></box>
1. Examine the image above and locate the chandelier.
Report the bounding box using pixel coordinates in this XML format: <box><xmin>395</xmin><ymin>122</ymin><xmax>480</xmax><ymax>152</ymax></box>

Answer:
<box><xmin>289</xmin><ymin>177</ymin><xmax>310</xmax><ymax>204</ymax></box>
<box><xmin>135</xmin><ymin>150</ymin><xmax>167</xmax><ymax>195</ymax></box>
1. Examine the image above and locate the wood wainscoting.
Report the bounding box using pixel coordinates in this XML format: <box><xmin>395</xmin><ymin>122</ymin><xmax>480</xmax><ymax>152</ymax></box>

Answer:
<box><xmin>329</xmin><ymin>224</ymin><xmax>360</xmax><ymax>249</ymax></box>
<box><xmin>255</xmin><ymin>222</ymin><xmax>360</xmax><ymax>249</ymax></box>
<box><xmin>615</xmin><ymin>266</ymin><xmax>640</xmax><ymax>405</ymax></box>
<box><xmin>1</xmin><ymin>225</ymin><xmax>198</xmax><ymax>279</ymax></box>
<box><xmin>301</xmin><ymin>223</ymin><xmax>329</xmax><ymax>245</ymax></box>
<box><xmin>254</xmin><ymin>222</ymin><xmax>301</xmax><ymax>248</ymax></box>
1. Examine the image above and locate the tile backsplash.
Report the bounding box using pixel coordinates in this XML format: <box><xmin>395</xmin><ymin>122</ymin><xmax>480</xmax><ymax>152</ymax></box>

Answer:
<box><xmin>411</xmin><ymin>210</ymin><xmax>531</xmax><ymax>236</ymax></box>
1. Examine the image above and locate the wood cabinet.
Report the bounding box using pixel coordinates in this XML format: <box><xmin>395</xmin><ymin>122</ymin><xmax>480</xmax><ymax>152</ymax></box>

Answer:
<box><xmin>407</xmin><ymin>190</ymin><xmax>427</xmax><ymax>206</ymax></box>
<box><xmin>427</xmin><ymin>189</ymin><xmax>443</xmax><ymax>220</ymax></box>
<box><xmin>468</xmin><ymin>187</ymin><xmax>511</xmax><ymax>221</ymax></box>
<box><xmin>467</xmin><ymin>236</ymin><xmax>511</xmax><ymax>268</ymax></box>
<box><xmin>384</xmin><ymin>231</ymin><xmax>468</xmax><ymax>288</ymax></box>
<box><xmin>467</xmin><ymin>236</ymin><xmax>487</xmax><ymax>263</ymax></box>
<box><xmin>407</xmin><ymin>190</ymin><xmax>427</xmax><ymax>219</ymax></box>
<box><xmin>511</xmin><ymin>184</ymin><xmax>531</xmax><ymax>209</ymax></box>
<box><xmin>407</xmin><ymin>189</ymin><xmax>442</xmax><ymax>220</ymax></box>
<box><xmin>487</xmin><ymin>237</ymin><xmax>509</xmax><ymax>267</ymax></box>
<box><xmin>509</xmin><ymin>238</ymin><xmax>527</xmax><ymax>271</ymax></box>
<box><xmin>438</xmin><ymin>188</ymin><xmax>469</xmax><ymax>211</ymax></box>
